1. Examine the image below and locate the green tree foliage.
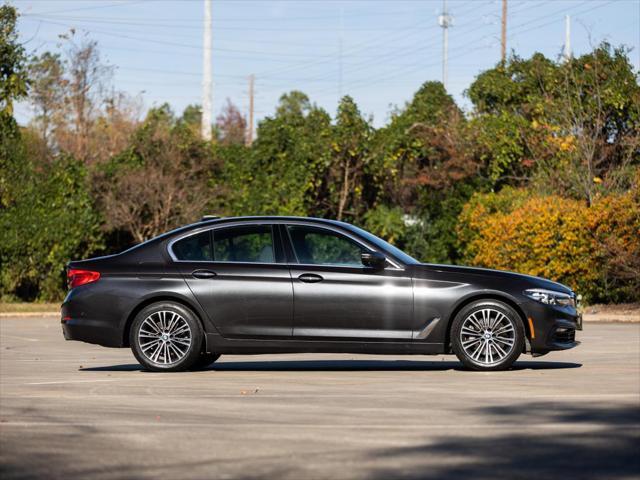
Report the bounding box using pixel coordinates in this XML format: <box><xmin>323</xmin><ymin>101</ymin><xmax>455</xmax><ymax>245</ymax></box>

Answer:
<box><xmin>369</xmin><ymin>81</ymin><xmax>463</xmax><ymax>208</ymax></box>
<box><xmin>223</xmin><ymin>91</ymin><xmax>332</xmax><ymax>216</ymax></box>
<box><xmin>3</xmin><ymin>9</ymin><xmax>639</xmax><ymax>304</ymax></box>
<box><xmin>0</xmin><ymin>5</ymin><xmax>28</xmax><ymax>117</ymax></box>
<box><xmin>1</xmin><ymin>155</ymin><xmax>102</xmax><ymax>300</ymax></box>
<box><xmin>0</xmin><ymin>5</ymin><xmax>29</xmax><ymax>207</ymax></box>
<box><xmin>326</xmin><ymin>95</ymin><xmax>371</xmax><ymax>221</ymax></box>
<box><xmin>467</xmin><ymin>45</ymin><xmax>640</xmax><ymax>198</ymax></box>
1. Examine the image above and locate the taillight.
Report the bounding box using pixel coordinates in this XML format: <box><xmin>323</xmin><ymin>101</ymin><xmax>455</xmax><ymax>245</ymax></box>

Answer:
<box><xmin>67</xmin><ymin>269</ymin><xmax>101</xmax><ymax>289</ymax></box>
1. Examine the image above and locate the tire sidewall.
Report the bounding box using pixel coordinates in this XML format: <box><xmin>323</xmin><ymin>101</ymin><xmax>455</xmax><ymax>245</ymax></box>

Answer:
<box><xmin>130</xmin><ymin>302</ymin><xmax>204</xmax><ymax>372</ymax></box>
<box><xmin>452</xmin><ymin>300</ymin><xmax>525</xmax><ymax>371</ymax></box>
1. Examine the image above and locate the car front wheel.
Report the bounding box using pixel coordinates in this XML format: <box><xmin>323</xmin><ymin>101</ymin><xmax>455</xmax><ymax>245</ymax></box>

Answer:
<box><xmin>451</xmin><ymin>300</ymin><xmax>525</xmax><ymax>371</ymax></box>
<box><xmin>130</xmin><ymin>302</ymin><xmax>204</xmax><ymax>372</ymax></box>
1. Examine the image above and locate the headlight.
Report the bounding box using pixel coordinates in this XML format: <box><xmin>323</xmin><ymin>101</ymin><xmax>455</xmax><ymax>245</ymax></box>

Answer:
<box><xmin>524</xmin><ymin>288</ymin><xmax>575</xmax><ymax>307</ymax></box>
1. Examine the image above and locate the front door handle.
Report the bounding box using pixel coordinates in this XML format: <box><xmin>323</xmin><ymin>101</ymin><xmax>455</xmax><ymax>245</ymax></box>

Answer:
<box><xmin>192</xmin><ymin>269</ymin><xmax>217</xmax><ymax>279</ymax></box>
<box><xmin>298</xmin><ymin>273</ymin><xmax>323</xmax><ymax>283</ymax></box>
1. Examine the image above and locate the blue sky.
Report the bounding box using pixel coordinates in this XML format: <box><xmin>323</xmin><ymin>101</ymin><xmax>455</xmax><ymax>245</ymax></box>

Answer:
<box><xmin>12</xmin><ymin>0</ymin><xmax>640</xmax><ymax>128</ymax></box>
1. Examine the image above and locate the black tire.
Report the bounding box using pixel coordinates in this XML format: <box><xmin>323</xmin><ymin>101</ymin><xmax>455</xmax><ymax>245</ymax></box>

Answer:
<box><xmin>451</xmin><ymin>300</ymin><xmax>525</xmax><ymax>371</ymax></box>
<box><xmin>130</xmin><ymin>301</ymin><xmax>204</xmax><ymax>372</ymax></box>
<box><xmin>190</xmin><ymin>352</ymin><xmax>221</xmax><ymax>370</ymax></box>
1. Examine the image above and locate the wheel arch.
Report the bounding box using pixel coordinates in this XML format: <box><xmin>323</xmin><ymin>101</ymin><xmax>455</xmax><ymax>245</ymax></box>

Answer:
<box><xmin>444</xmin><ymin>293</ymin><xmax>531</xmax><ymax>353</ymax></box>
<box><xmin>122</xmin><ymin>294</ymin><xmax>206</xmax><ymax>347</ymax></box>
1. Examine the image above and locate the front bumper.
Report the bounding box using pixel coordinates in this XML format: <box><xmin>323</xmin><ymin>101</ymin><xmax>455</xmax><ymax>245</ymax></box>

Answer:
<box><xmin>521</xmin><ymin>300</ymin><xmax>582</xmax><ymax>354</ymax></box>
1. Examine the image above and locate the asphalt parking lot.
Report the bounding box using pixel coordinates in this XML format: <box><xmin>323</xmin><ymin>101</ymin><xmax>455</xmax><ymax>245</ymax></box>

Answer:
<box><xmin>1</xmin><ymin>317</ymin><xmax>638</xmax><ymax>480</ymax></box>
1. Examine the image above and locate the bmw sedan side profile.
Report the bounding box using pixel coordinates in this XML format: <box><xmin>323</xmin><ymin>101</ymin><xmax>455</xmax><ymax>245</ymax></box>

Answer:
<box><xmin>62</xmin><ymin>216</ymin><xmax>582</xmax><ymax>372</ymax></box>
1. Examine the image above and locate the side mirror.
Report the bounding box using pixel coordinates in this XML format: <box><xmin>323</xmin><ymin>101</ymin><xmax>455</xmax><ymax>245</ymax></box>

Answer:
<box><xmin>361</xmin><ymin>251</ymin><xmax>386</xmax><ymax>270</ymax></box>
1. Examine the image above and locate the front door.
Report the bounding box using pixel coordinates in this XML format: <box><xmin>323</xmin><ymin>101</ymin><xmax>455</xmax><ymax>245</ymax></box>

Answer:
<box><xmin>172</xmin><ymin>224</ymin><xmax>293</xmax><ymax>338</ymax></box>
<box><xmin>284</xmin><ymin>224</ymin><xmax>413</xmax><ymax>340</ymax></box>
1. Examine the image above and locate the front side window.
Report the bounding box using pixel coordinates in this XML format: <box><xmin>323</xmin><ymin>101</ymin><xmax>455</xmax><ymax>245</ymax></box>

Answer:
<box><xmin>287</xmin><ymin>225</ymin><xmax>364</xmax><ymax>267</ymax></box>
<box><xmin>213</xmin><ymin>225</ymin><xmax>275</xmax><ymax>263</ymax></box>
<box><xmin>172</xmin><ymin>231</ymin><xmax>213</xmax><ymax>261</ymax></box>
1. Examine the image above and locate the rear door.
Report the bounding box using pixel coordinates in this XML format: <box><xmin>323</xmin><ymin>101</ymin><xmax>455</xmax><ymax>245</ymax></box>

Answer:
<box><xmin>171</xmin><ymin>223</ymin><xmax>293</xmax><ymax>338</ymax></box>
<box><xmin>283</xmin><ymin>224</ymin><xmax>413</xmax><ymax>340</ymax></box>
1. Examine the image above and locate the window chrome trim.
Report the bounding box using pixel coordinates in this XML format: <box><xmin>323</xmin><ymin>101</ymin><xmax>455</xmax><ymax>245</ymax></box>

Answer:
<box><xmin>283</xmin><ymin>223</ymin><xmax>402</xmax><ymax>270</ymax></box>
<box><xmin>167</xmin><ymin>219</ymin><xmax>404</xmax><ymax>270</ymax></box>
<box><xmin>167</xmin><ymin>222</ymin><xmax>276</xmax><ymax>264</ymax></box>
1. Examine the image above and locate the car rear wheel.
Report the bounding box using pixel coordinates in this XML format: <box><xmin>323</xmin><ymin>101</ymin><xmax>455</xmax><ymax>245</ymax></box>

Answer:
<box><xmin>130</xmin><ymin>302</ymin><xmax>203</xmax><ymax>372</ymax></box>
<box><xmin>451</xmin><ymin>300</ymin><xmax>525</xmax><ymax>371</ymax></box>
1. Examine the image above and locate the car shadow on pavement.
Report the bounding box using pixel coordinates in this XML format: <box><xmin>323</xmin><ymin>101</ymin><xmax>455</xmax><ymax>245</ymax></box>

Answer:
<box><xmin>79</xmin><ymin>359</ymin><xmax>582</xmax><ymax>372</ymax></box>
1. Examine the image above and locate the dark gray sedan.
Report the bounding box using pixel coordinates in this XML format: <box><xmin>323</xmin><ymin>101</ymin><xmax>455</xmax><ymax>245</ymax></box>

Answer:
<box><xmin>62</xmin><ymin>216</ymin><xmax>582</xmax><ymax>371</ymax></box>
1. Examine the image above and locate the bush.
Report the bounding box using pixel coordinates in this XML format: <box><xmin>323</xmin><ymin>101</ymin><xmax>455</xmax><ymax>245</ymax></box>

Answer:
<box><xmin>0</xmin><ymin>155</ymin><xmax>103</xmax><ymax>301</ymax></box>
<box><xmin>587</xmin><ymin>181</ymin><xmax>640</xmax><ymax>302</ymax></box>
<box><xmin>457</xmin><ymin>186</ymin><xmax>639</xmax><ymax>303</ymax></box>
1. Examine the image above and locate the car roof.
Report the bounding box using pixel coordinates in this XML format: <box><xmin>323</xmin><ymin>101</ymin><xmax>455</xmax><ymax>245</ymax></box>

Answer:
<box><xmin>195</xmin><ymin>215</ymin><xmax>350</xmax><ymax>229</ymax></box>
<box><xmin>198</xmin><ymin>215</ymin><xmax>338</xmax><ymax>223</ymax></box>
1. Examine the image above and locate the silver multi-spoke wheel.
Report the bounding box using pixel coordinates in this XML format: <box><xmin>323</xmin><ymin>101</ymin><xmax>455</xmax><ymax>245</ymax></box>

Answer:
<box><xmin>138</xmin><ymin>310</ymin><xmax>192</xmax><ymax>365</ymax></box>
<box><xmin>459</xmin><ymin>308</ymin><xmax>516</xmax><ymax>366</ymax></box>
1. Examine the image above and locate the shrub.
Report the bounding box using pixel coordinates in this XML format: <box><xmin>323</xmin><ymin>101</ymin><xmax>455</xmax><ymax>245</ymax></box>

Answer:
<box><xmin>457</xmin><ymin>185</ymin><xmax>640</xmax><ymax>303</ymax></box>
<box><xmin>587</xmin><ymin>180</ymin><xmax>640</xmax><ymax>302</ymax></box>
<box><xmin>0</xmin><ymin>155</ymin><xmax>103</xmax><ymax>301</ymax></box>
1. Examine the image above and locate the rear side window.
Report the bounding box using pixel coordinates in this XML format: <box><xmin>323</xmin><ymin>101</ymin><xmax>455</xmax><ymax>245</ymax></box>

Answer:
<box><xmin>213</xmin><ymin>225</ymin><xmax>274</xmax><ymax>263</ymax></box>
<box><xmin>172</xmin><ymin>231</ymin><xmax>213</xmax><ymax>261</ymax></box>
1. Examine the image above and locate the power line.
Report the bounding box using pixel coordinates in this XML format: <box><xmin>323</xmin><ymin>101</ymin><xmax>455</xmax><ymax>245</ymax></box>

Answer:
<box><xmin>306</xmin><ymin>0</ymin><xmax>612</xmax><ymax>98</ymax></box>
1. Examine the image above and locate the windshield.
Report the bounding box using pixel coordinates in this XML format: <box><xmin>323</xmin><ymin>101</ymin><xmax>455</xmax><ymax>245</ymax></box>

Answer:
<box><xmin>344</xmin><ymin>223</ymin><xmax>419</xmax><ymax>265</ymax></box>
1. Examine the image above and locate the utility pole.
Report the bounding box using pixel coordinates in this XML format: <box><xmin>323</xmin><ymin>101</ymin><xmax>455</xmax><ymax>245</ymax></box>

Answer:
<box><xmin>438</xmin><ymin>0</ymin><xmax>453</xmax><ymax>90</ymax></box>
<box><xmin>338</xmin><ymin>5</ymin><xmax>344</xmax><ymax>100</ymax></box>
<box><xmin>501</xmin><ymin>0</ymin><xmax>507</xmax><ymax>63</ymax></box>
<box><xmin>246</xmin><ymin>74</ymin><xmax>254</xmax><ymax>146</ymax></box>
<box><xmin>563</xmin><ymin>15</ymin><xmax>572</xmax><ymax>62</ymax></box>
<box><xmin>201</xmin><ymin>0</ymin><xmax>213</xmax><ymax>141</ymax></box>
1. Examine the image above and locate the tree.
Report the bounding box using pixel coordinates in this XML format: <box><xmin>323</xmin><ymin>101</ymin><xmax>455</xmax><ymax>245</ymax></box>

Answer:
<box><xmin>0</xmin><ymin>155</ymin><xmax>103</xmax><ymax>301</ymax></box>
<box><xmin>467</xmin><ymin>46</ymin><xmax>640</xmax><ymax>200</ymax></box>
<box><xmin>216</xmin><ymin>98</ymin><xmax>246</xmax><ymax>146</ymax></box>
<box><xmin>0</xmin><ymin>5</ymin><xmax>28</xmax><ymax>118</ymax></box>
<box><xmin>55</xmin><ymin>35</ymin><xmax>114</xmax><ymax>163</ymax></box>
<box><xmin>369</xmin><ymin>81</ymin><xmax>464</xmax><ymax>209</ymax></box>
<box><xmin>225</xmin><ymin>91</ymin><xmax>332</xmax><ymax>216</ymax></box>
<box><xmin>97</xmin><ymin>105</ymin><xmax>214</xmax><ymax>243</ymax></box>
<box><xmin>328</xmin><ymin>96</ymin><xmax>371</xmax><ymax>220</ymax></box>
<box><xmin>0</xmin><ymin>5</ymin><xmax>29</xmax><ymax>207</ymax></box>
<box><xmin>28</xmin><ymin>52</ymin><xmax>66</xmax><ymax>147</ymax></box>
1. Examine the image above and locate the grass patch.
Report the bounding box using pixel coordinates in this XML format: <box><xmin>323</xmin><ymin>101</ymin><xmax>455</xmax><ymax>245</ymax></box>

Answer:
<box><xmin>0</xmin><ymin>302</ymin><xmax>60</xmax><ymax>313</ymax></box>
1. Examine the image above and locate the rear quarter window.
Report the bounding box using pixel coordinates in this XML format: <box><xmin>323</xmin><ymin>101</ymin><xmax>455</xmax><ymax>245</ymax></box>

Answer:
<box><xmin>171</xmin><ymin>231</ymin><xmax>213</xmax><ymax>261</ymax></box>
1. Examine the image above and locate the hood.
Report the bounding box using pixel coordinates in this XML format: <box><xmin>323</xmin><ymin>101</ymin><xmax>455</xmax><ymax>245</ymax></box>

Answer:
<box><xmin>414</xmin><ymin>263</ymin><xmax>574</xmax><ymax>294</ymax></box>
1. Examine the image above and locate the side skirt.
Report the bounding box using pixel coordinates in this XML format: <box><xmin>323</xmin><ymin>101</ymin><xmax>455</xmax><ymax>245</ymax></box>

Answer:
<box><xmin>205</xmin><ymin>333</ymin><xmax>445</xmax><ymax>355</ymax></box>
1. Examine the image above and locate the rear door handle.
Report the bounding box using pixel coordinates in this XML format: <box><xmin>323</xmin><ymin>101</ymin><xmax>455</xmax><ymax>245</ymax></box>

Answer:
<box><xmin>192</xmin><ymin>269</ymin><xmax>217</xmax><ymax>279</ymax></box>
<box><xmin>298</xmin><ymin>273</ymin><xmax>323</xmax><ymax>283</ymax></box>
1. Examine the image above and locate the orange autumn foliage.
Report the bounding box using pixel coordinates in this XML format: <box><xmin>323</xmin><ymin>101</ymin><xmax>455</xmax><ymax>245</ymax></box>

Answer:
<box><xmin>458</xmin><ymin>184</ymin><xmax>640</xmax><ymax>302</ymax></box>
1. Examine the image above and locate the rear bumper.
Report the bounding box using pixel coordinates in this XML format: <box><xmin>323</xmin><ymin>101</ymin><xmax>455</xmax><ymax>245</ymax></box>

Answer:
<box><xmin>61</xmin><ymin>288</ymin><xmax>124</xmax><ymax>348</ymax></box>
<box><xmin>521</xmin><ymin>300</ymin><xmax>582</xmax><ymax>354</ymax></box>
<box><xmin>61</xmin><ymin>317</ymin><xmax>122</xmax><ymax>347</ymax></box>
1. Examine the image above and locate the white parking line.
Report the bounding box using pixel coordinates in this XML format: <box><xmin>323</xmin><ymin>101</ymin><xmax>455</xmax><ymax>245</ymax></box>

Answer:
<box><xmin>26</xmin><ymin>379</ymin><xmax>118</xmax><ymax>385</ymax></box>
<box><xmin>1</xmin><ymin>334</ymin><xmax>39</xmax><ymax>342</ymax></box>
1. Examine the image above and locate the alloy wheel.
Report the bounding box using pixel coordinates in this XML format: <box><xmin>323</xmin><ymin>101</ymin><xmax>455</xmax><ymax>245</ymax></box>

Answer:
<box><xmin>138</xmin><ymin>310</ymin><xmax>192</xmax><ymax>365</ymax></box>
<box><xmin>459</xmin><ymin>308</ymin><xmax>516</xmax><ymax>366</ymax></box>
